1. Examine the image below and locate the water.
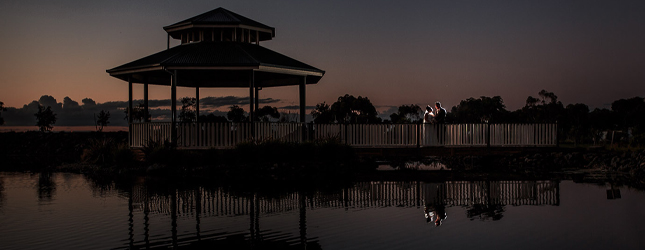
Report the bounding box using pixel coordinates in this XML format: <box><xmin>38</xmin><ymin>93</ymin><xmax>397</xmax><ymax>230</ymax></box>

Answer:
<box><xmin>1</xmin><ymin>172</ymin><xmax>644</xmax><ymax>250</ymax></box>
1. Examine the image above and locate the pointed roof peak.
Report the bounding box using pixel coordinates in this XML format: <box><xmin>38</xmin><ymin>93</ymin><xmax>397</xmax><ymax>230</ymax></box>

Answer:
<box><xmin>163</xmin><ymin>7</ymin><xmax>275</xmax><ymax>39</ymax></box>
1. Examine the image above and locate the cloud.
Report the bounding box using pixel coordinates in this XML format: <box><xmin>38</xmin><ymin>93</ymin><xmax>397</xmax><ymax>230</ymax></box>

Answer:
<box><xmin>278</xmin><ymin>105</ymin><xmax>316</xmax><ymax>110</ymax></box>
<box><xmin>377</xmin><ymin>105</ymin><xmax>398</xmax><ymax>120</ymax></box>
<box><xmin>81</xmin><ymin>98</ymin><xmax>96</xmax><ymax>106</ymax></box>
<box><xmin>200</xmin><ymin>96</ymin><xmax>280</xmax><ymax>108</ymax></box>
<box><xmin>1</xmin><ymin>95</ymin><xmax>280</xmax><ymax>126</ymax></box>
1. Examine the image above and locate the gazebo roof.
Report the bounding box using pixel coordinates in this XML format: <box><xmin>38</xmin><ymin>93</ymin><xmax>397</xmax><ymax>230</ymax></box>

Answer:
<box><xmin>106</xmin><ymin>41</ymin><xmax>324</xmax><ymax>88</ymax></box>
<box><xmin>163</xmin><ymin>7</ymin><xmax>275</xmax><ymax>41</ymax></box>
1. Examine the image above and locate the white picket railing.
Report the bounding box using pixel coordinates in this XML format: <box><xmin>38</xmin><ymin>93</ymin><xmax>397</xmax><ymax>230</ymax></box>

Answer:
<box><xmin>489</xmin><ymin>123</ymin><xmax>557</xmax><ymax>147</ymax></box>
<box><xmin>129</xmin><ymin>122</ymin><xmax>558</xmax><ymax>148</ymax></box>
<box><xmin>131</xmin><ymin>122</ymin><xmax>304</xmax><ymax>148</ymax></box>
<box><xmin>130</xmin><ymin>123</ymin><xmax>173</xmax><ymax>148</ymax></box>
<box><xmin>444</xmin><ymin>124</ymin><xmax>488</xmax><ymax>147</ymax></box>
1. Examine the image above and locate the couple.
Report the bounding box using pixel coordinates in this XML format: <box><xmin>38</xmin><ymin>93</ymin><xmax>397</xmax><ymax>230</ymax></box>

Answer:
<box><xmin>423</xmin><ymin>101</ymin><xmax>446</xmax><ymax>124</ymax></box>
<box><xmin>423</xmin><ymin>102</ymin><xmax>446</xmax><ymax>145</ymax></box>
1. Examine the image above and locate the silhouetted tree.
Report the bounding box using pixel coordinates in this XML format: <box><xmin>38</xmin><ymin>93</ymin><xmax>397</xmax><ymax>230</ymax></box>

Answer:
<box><xmin>588</xmin><ymin>108</ymin><xmax>616</xmax><ymax>144</ymax></box>
<box><xmin>0</xmin><ymin>101</ymin><xmax>6</xmax><ymax>125</ymax></box>
<box><xmin>563</xmin><ymin>103</ymin><xmax>590</xmax><ymax>145</ymax></box>
<box><xmin>450</xmin><ymin>96</ymin><xmax>509</xmax><ymax>123</ymax></box>
<box><xmin>330</xmin><ymin>94</ymin><xmax>381</xmax><ymax>123</ymax></box>
<box><xmin>525</xmin><ymin>96</ymin><xmax>540</xmax><ymax>107</ymax></box>
<box><xmin>279</xmin><ymin>111</ymin><xmax>298</xmax><ymax>123</ymax></box>
<box><xmin>538</xmin><ymin>89</ymin><xmax>558</xmax><ymax>104</ymax></box>
<box><xmin>611</xmin><ymin>97</ymin><xmax>645</xmax><ymax>131</ymax></box>
<box><xmin>390</xmin><ymin>104</ymin><xmax>422</xmax><ymax>123</ymax></box>
<box><xmin>588</xmin><ymin>108</ymin><xmax>616</xmax><ymax>131</ymax></box>
<box><xmin>95</xmin><ymin>110</ymin><xmax>110</xmax><ymax>132</ymax></box>
<box><xmin>123</xmin><ymin>103</ymin><xmax>150</xmax><ymax>123</ymax></box>
<box><xmin>179</xmin><ymin>97</ymin><xmax>197</xmax><ymax>123</ymax></box>
<box><xmin>35</xmin><ymin>105</ymin><xmax>57</xmax><ymax>132</ymax></box>
<box><xmin>519</xmin><ymin>90</ymin><xmax>564</xmax><ymax>123</ymax></box>
<box><xmin>311</xmin><ymin>102</ymin><xmax>334</xmax><ymax>123</ymax></box>
<box><xmin>227</xmin><ymin>105</ymin><xmax>248</xmax><ymax>122</ymax></box>
<box><xmin>255</xmin><ymin>105</ymin><xmax>280</xmax><ymax>122</ymax></box>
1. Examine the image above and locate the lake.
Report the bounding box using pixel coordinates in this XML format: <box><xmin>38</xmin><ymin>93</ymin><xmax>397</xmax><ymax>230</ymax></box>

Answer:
<box><xmin>0</xmin><ymin>171</ymin><xmax>644</xmax><ymax>250</ymax></box>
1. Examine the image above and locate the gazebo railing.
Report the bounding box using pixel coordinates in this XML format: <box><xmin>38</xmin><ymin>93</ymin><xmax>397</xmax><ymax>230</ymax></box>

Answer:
<box><xmin>129</xmin><ymin>122</ymin><xmax>557</xmax><ymax>148</ymax></box>
<box><xmin>130</xmin><ymin>122</ymin><xmax>304</xmax><ymax>148</ymax></box>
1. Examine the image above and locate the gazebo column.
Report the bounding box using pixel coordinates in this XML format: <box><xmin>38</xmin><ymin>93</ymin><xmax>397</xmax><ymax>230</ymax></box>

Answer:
<box><xmin>128</xmin><ymin>77</ymin><xmax>133</xmax><ymax>147</ymax></box>
<box><xmin>254</xmin><ymin>86</ymin><xmax>259</xmax><ymax>112</ymax></box>
<box><xmin>299</xmin><ymin>76</ymin><xmax>306</xmax><ymax>141</ymax></box>
<box><xmin>144</xmin><ymin>82</ymin><xmax>149</xmax><ymax>122</ymax></box>
<box><xmin>299</xmin><ymin>77</ymin><xmax>306</xmax><ymax>123</ymax></box>
<box><xmin>195</xmin><ymin>87</ymin><xmax>200</xmax><ymax>122</ymax></box>
<box><xmin>195</xmin><ymin>86</ymin><xmax>200</xmax><ymax>147</ymax></box>
<box><xmin>249</xmin><ymin>71</ymin><xmax>255</xmax><ymax>123</ymax></box>
<box><xmin>128</xmin><ymin>77</ymin><xmax>133</xmax><ymax>124</ymax></box>
<box><xmin>171</xmin><ymin>70</ymin><xmax>177</xmax><ymax>145</ymax></box>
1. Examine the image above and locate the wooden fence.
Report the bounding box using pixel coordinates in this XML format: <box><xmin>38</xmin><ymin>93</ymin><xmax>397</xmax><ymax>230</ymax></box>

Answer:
<box><xmin>129</xmin><ymin>122</ymin><xmax>557</xmax><ymax>148</ymax></box>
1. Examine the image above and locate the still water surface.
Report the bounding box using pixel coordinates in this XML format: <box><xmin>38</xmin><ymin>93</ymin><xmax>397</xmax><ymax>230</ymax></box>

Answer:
<box><xmin>1</xmin><ymin>172</ymin><xmax>644</xmax><ymax>250</ymax></box>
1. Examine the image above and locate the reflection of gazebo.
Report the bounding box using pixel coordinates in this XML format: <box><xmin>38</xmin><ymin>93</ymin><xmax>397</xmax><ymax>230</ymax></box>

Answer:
<box><xmin>106</xmin><ymin>7</ymin><xmax>324</xmax><ymax>144</ymax></box>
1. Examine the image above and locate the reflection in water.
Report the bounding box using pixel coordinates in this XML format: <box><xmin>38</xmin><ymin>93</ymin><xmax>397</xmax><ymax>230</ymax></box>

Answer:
<box><xmin>6</xmin><ymin>172</ymin><xmax>645</xmax><ymax>250</ymax></box>
<box><xmin>380</xmin><ymin>160</ymin><xmax>449</xmax><ymax>171</ymax></box>
<box><xmin>113</xmin><ymin>179</ymin><xmax>560</xmax><ymax>249</ymax></box>
<box><xmin>422</xmin><ymin>180</ymin><xmax>559</xmax><ymax>224</ymax></box>
<box><xmin>606</xmin><ymin>183</ymin><xmax>622</xmax><ymax>200</ymax></box>
<box><xmin>422</xmin><ymin>182</ymin><xmax>447</xmax><ymax>226</ymax></box>
<box><xmin>37</xmin><ymin>172</ymin><xmax>56</xmax><ymax>202</ymax></box>
<box><xmin>0</xmin><ymin>176</ymin><xmax>4</xmax><ymax>209</ymax></box>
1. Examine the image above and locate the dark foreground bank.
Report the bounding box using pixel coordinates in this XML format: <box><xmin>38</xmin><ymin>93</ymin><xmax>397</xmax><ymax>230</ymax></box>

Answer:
<box><xmin>1</xmin><ymin>132</ymin><xmax>644</xmax><ymax>186</ymax></box>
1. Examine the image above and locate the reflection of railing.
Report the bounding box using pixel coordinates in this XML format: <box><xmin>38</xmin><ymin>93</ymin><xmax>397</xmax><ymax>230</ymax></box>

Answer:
<box><xmin>441</xmin><ymin>180</ymin><xmax>560</xmax><ymax>206</ymax></box>
<box><xmin>130</xmin><ymin>180</ymin><xmax>560</xmax><ymax>217</ymax></box>
<box><xmin>129</xmin><ymin>122</ymin><xmax>557</xmax><ymax>148</ymax></box>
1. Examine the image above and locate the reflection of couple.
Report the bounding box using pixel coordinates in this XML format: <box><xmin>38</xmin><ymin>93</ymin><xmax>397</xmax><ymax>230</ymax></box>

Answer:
<box><xmin>422</xmin><ymin>182</ymin><xmax>447</xmax><ymax>227</ymax></box>
<box><xmin>425</xmin><ymin>204</ymin><xmax>447</xmax><ymax>226</ymax></box>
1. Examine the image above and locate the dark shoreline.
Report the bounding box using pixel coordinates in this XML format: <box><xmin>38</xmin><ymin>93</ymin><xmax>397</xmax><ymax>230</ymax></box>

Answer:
<box><xmin>1</xmin><ymin>131</ymin><xmax>643</xmax><ymax>189</ymax></box>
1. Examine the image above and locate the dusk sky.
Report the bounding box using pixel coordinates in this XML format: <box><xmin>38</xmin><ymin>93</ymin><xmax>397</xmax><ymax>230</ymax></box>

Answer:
<box><xmin>1</xmin><ymin>0</ymin><xmax>644</xmax><ymax>114</ymax></box>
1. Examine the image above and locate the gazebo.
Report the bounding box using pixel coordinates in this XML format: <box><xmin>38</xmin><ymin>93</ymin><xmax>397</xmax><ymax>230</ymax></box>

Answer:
<box><xmin>107</xmin><ymin>7</ymin><xmax>324</xmax><ymax>147</ymax></box>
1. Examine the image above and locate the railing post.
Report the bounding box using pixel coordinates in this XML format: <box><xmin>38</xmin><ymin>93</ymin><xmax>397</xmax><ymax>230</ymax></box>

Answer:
<box><xmin>344</xmin><ymin>123</ymin><xmax>348</xmax><ymax>145</ymax></box>
<box><xmin>555</xmin><ymin>121</ymin><xmax>559</xmax><ymax>147</ymax></box>
<box><xmin>301</xmin><ymin>122</ymin><xmax>307</xmax><ymax>142</ymax></box>
<box><xmin>308</xmin><ymin>121</ymin><xmax>314</xmax><ymax>142</ymax></box>
<box><xmin>533</xmin><ymin>123</ymin><xmax>537</xmax><ymax>147</ymax></box>
<box><xmin>487</xmin><ymin>122</ymin><xmax>491</xmax><ymax>147</ymax></box>
<box><xmin>416</xmin><ymin>123</ymin><xmax>420</xmax><ymax>148</ymax></box>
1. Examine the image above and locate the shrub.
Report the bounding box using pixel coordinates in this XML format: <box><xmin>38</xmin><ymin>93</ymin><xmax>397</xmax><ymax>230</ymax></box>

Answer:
<box><xmin>113</xmin><ymin>143</ymin><xmax>136</xmax><ymax>166</ymax></box>
<box><xmin>141</xmin><ymin>137</ymin><xmax>183</xmax><ymax>166</ymax></box>
<box><xmin>81</xmin><ymin>138</ymin><xmax>115</xmax><ymax>164</ymax></box>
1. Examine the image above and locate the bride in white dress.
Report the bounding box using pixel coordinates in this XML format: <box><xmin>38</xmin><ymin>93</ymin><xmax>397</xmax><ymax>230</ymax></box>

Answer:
<box><xmin>423</xmin><ymin>105</ymin><xmax>434</xmax><ymax>145</ymax></box>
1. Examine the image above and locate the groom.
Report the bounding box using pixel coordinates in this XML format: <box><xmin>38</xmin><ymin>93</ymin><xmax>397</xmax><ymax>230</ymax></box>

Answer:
<box><xmin>430</xmin><ymin>101</ymin><xmax>446</xmax><ymax>124</ymax></box>
<box><xmin>430</xmin><ymin>101</ymin><xmax>446</xmax><ymax>144</ymax></box>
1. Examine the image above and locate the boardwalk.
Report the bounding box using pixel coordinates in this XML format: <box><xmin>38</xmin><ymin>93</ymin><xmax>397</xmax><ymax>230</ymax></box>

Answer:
<box><xmin>129</xmin><ymin>122</ymin><xmax>557</xmax><ymax>149</ymax></box>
